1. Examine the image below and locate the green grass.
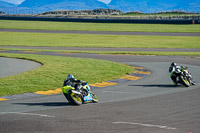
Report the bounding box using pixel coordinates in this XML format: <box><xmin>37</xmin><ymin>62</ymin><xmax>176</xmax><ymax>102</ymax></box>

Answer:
<box><xmin>0</xmin><ymin>32</ymin><xmax>200</xmax><ymax>48</ymax></box>
<box><xmin>0</xmin><ymin>53</ymin><xmax>132</xmax><ymax>96</ymax></box>
<box><xmin>0</xmin><ymin>20</ymin><xmax>200</xmax><ymax>33</ymax></box>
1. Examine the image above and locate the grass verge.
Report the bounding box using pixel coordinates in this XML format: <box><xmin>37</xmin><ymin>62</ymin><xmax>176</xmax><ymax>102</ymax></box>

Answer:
<box><xmin>0</xmin><ymin>20</ymin><xmax>200</xmax><ymax>33</ymax></box>
<box><xmin>0</xmin><ymin>32</ymin><xmax>200</xmax><ymax>48</ymax></box>
<box><xmin>0</xmin><ymin>53</ymin><xmax>132</xmax><ymax>96</ymax></box>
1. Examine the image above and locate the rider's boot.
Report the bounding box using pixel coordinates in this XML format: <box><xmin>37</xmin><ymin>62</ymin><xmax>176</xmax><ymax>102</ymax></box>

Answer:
<box><xmin>191</xmin><ymin>81</ymin><xmax>196</xmax><ymax>85</ymax></box>
<box><xmin>189</xmin><ymin>78</ymin><xmax>196</xmax><ymax>85</ymax></box>
<box><xmin>174</xmin><ymin>82</ymin><xmax>178</xmax><ymax>86</ymax></box>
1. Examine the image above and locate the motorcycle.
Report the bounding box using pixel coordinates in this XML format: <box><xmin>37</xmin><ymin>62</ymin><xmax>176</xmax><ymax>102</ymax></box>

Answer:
<box><xmin>62</xmin><ymin>81</ymin><xmax>98</xmax><ymax>105</ymax></box>
<box><xmin>175</xmin><ymin>66</ymin><xmax>194</xmax><ymax>87</ymax></box>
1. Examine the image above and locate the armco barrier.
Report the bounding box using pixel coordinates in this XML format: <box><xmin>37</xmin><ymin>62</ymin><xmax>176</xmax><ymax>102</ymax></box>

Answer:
<box><xmin>0</xmin><ymin>15</ymin><xmax>199</xmax><ymax>24</ymax></box>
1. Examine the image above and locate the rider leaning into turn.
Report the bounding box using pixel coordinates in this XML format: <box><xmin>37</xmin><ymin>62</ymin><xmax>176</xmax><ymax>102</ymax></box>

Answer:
<box><xmin>169</xmin><ymin>62</ymin><xmax>196</xmax><ymax>86</ymax></box>
<box><xmin>63</xmin><ymin>74</ymin><xmax>85</xmax><ymax>91</ymax></box>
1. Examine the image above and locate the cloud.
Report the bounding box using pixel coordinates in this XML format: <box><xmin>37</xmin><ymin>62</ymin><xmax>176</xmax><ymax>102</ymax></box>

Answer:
<box><xmin>1</xmin><ymin>0</ymin><xmax>24</xmax><ymax>4</ymax></box>
<box><xmin>98</xmin><ymin>0</ymin><xmax>111</xmax><ymax>4</ymax></box>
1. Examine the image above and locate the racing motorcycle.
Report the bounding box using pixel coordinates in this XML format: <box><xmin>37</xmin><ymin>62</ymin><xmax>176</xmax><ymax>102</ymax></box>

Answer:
<box><xmin>62</xmin><ymin>81</ymin><xmax>98</xmax><ymax>105</ymax></box>
<box><xmin>173</xmin><ymin>66</ymin><xmax>195</xmax><ymax>87</ymax></box>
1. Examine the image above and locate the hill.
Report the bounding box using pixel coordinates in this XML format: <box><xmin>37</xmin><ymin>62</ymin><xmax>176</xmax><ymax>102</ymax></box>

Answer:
<box><xmin>109</xmin><ymin>0</ymin><xmax>200</xmax><ymax>12</ymax></box>
<box><xmin>0</xmin><ymin>0</ymin><xmax>17</xmax><ymax>12</ymax></box>
<box><xmin>40</xmin><ymin>9</ymin><xmax>123</xmax><ymax>15</ymax></box>
<box><xmin>0</xmin><ymin>0</ymin><xmax>199</xmax><ymax>14</ymax></box>
<box><xmin>0</xmin><ymin>0</ymin><xmax>16</xmax><ymax>8</ymax></box>
<box><xmin>0</xmin><ymin>0</ymin><xmax>24</xmax><ymax>4</ymax></box>
<box><xmin>19</xmin><ymin>0</ymin><xmax>108</xmax><ymax>12</ymax></box>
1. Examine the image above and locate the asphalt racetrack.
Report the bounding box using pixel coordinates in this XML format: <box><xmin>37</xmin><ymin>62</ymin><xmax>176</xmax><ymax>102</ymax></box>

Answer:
<box><xmin>0</xmin><ymin>57</ymin><xmax>41</xmax><ymax>78</ymax></box>
<box><xmin>1</xmin><ymin>28</ymin><xmax>200</xmax><ymax>36</ymax></box>
<box><xmin>0</xmin><ymin>30</ymin><xmax>200</xmax><ymax>133</ymax></box>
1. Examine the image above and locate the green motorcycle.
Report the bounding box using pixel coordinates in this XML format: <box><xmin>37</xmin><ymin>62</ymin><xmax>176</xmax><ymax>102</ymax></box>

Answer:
<box><xmin>170</xmin><ymin>66</ymin><xmax>195</xmax><ymax>87</ymax></box>
<box><xmin>62</xmin><ymin>81</ymin><xmax>98</xmax><ymax>105</ymax></box>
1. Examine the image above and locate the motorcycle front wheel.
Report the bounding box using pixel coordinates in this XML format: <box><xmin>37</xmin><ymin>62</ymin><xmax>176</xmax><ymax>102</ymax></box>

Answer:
<box><xmin>91</xmin><ymin>91</ymin><xmax>98</xmax><ymax>103</ymax></box>
<box><xmin>68</xmin><ymin>92</ymin><xmax>82</xmax><ymax>105</ymax></box>
<box><xmin>179</xmin><ymin>76</ymin><xmax>190</xmax><ymax>87</ymax></box>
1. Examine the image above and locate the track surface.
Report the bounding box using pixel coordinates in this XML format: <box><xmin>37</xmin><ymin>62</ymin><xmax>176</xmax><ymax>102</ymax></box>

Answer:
<box><xmin>1</xmin><ymin>46</ymin><xmax>200</xmax><ymax>52</ymax></box>
<box><xmin>1</xmin><ymin>28</ymin><xmax>200</xmax><ymax>36</ymax></box>
<box><xmin>0</xmin><ymin>57</ymin><xmax>41</xmax><ymax>78</ymax></box>
<box><xmin>0</xmin><ymin>29</ymin><xmax>200</xmax><ymax>133</ymax></box>
<box><xmin>0</xmin><ymin>51</ymin><xmax>200</xmax><ymax>133</ymax></box>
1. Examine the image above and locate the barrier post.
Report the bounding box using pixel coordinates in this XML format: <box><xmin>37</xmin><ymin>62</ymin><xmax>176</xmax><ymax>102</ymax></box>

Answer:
<box><xmin>192</xmin><ymin>16</ymin><xmax>195</xmax><ymax>24</ymax></box>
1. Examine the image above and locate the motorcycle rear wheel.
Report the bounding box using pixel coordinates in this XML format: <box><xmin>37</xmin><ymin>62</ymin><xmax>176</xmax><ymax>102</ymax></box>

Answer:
<box><xmin>63</xmin><ymin>93</ymin><xmax>72</xmax><ymax>104</ymax></box>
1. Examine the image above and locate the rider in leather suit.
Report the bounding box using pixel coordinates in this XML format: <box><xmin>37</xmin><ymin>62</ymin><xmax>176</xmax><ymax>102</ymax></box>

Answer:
<box><xmin>63</xmin><ymin>74</ymin><xmax>86</xmax><ymax>91</ymax></box>
<box><xmin>169</xmin><ymin>62</ymin><xmax>196</xmax><ymax>86</ymax></box>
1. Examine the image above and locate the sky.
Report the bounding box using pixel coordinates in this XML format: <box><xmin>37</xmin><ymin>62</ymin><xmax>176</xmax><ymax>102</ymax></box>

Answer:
<box><xmin>1</xmin><ymin>0</ymin><xmax>24</xmax><ymax>4</ymax></box>
<box><xmin>98</xmin><ymin>0</ymin><xmax>111</xmax><ymax>4</ymax></box>
<box><xmin>1</xmin><ymin>0</ymin><xmax>112</xmax><ymax>4</ymax></box>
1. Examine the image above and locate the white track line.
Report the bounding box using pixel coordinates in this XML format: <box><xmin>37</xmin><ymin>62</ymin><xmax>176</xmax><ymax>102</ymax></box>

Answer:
<box><xmin>113</xmin><ymin>121</ymin><xmax>177</xmax><ymax>130</ymax></box>
<box><xmin>0</xmin><ymin>112</ymin><xmax>55</xmax><ymax>118</ymax></box>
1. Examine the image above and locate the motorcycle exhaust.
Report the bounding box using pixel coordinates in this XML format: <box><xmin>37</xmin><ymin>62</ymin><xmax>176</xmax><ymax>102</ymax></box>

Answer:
<box><xmin>71</xmin><ymin>90</ymin><xmax>82</xmax><ymax>95</ymax></box>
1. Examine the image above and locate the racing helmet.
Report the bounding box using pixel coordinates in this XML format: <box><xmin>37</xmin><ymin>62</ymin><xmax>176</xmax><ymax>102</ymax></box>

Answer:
<box><xmin>67</xmin><ymin>74</ymin><xmax>74</xmax><ymax>79</ymax></box>
<box><xmin>171</xmin><ymin>62</ymin><xmax>176</xmax><ymax>66</ymax></box>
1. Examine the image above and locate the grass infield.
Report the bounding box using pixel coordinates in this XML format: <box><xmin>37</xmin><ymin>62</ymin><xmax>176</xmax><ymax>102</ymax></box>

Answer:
<box><xmin>0</xmin><ymin>32</ymin><xmax>199</xmax><ymax>48</ymax></box>
<box><xmin>0</xmin><ymin>53</ymin><xmax>132</xmax><ymax>96</ymax></box>
<box><xmin>0</xmin><ymin>20</ymin><xmax>200</xmax><ymax>33</ymax></box>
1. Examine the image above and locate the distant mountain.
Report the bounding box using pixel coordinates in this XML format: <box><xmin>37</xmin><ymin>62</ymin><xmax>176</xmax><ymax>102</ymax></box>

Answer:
<box><xmin>41</xmin><ymin>8</ymin><xmax>123</xmax><ymax>15</ymax></box>
<box><xmin>1</xmin><ymin>0</ymin><xmax>200</xmax><ymax>14</ymax></box>
<box><xmin>0</xmin><ymin>0</ymin><xmax>16</xmax><ymax>8</ymax></box>
<box><xmin>18</xmin><ymin>0</ymin><xmax>108</xmax><ymax>12</ymax></box>
<box><xmin>1</xmin><ymin>0</ymin><xmax>24</xmax><ymax>4</ymax></box>
<box><xmin>109</xmin><ymin>0</ymin><xmax>200</xmax><ymax>12</ymax></box>
<box><xmin>0</xmin><ymin>0</ymin><xmax>17</xmax><ymax>12</ymax></box>
<box><xmin>19</xmin><ymin>0</ymin><xmax>63</xmax><ymax>7</ymax></box>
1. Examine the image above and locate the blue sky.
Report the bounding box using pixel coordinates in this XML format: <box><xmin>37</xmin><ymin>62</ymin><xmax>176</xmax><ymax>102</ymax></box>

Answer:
<box><xmin>1</xmin><ymin>0</ymin><xmax>24</xmax><ymax>4</ymax></box>
<box><xmin>2</xmin><ymin>0</ymin><xmax>112</xmax><ymax>4</ymax></box>
<box><xmin>98</xmin><ymin>0</ymin><xmax>111</xmax><ymax>4</ymax></box>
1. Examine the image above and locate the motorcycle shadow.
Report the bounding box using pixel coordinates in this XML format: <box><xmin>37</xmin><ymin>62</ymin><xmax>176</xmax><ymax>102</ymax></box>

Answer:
<box><xmin>15</xmin><ymin>102</ymin><xmax>73</xmax><ymax>107</ymax></box>
<box><xmin>129</xmin><ymin>84</ymin><xmax>181</xmax><ymax>88</ymax></box>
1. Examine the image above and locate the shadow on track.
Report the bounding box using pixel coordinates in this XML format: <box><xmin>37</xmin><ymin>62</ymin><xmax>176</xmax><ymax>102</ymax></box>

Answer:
<box><xmin>14</xmin><ymin>102</ymin><xmax>70</xmax><ymax>107</ymax></box>
<box><xmin>129</xmin><ymin>84</ymin><xmax>178</xmax><ymax>88</ymax></box>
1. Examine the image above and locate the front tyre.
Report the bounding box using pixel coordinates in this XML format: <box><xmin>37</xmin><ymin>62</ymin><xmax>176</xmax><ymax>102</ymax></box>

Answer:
<box><xmin>179</xmin><ymin>76</ymin><xmax>190</xmax><ymax>87</ymax></box>
<box><xmin>68</xmin><ymin>92</ymin><xmax>82</xmax><ymax>105</ymax></box>
<box><xmin>91</xmin><ymin>91</ymin><xmax>98</xmax><ymax>103</ymax></box>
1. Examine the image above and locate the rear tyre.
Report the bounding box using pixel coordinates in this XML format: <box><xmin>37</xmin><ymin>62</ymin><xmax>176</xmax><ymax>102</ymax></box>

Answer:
<box><xmin>63</xmin><ymin>93</ymin><xmax>72</xmax><ymax>104</ymax></box>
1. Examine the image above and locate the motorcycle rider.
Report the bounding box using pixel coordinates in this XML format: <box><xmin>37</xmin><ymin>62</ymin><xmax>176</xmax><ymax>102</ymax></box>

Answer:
<box><xmin>169</xmin><ymin>62</ymin><xmax>196</xmax><ymax>86</ymax></box>
<box><xmin>63</xmin><ymin>74</ymin><xmax>86</xmax><ymax>91</ymax></box>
